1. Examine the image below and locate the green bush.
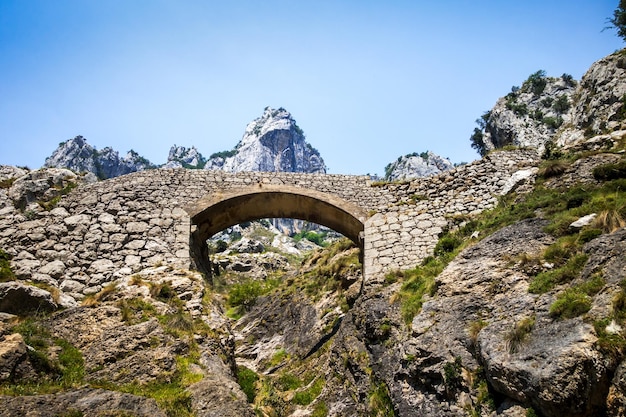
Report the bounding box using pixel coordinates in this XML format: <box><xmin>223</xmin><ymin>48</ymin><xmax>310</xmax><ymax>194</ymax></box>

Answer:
<box><xmin>293</xmin><ymin>377</ymin><xmax>325</xmax><ymax>406</ymax></box>
<box><xmin>522</xmin><ymin>70</ymin><xmax>547</xmax><ymax>96</ymax></box>
<box><xmin>228</xmin><ymin>280</ymin><xmax>264</xmax><ymax>311</ymax></box>
<box><xmin>311</xmin><ymin>401</ymin><xmax>329</xmax><ymax>417</ymax></box>
<box><xmin>0</xmin><ymin>249</ymin><xmax>15</xmax><ymax>282</ymax></box>
<box><xmin>237</xmin><ymin>366</ymin><xmax>259</xmax><ymax>403</ymax></box>
<box><xmin>367</xmin><ymin>381</ymin><xmax>395</xmax><ymax>417</ymax></box>
<box><xmin>549</xmin><ymin>288</ymin><xmax>592</xmax><ymax>319</ymax></box>
<box><xmin>593</xmin><ymin>161</ymin><xmax>626</xmax><ymax>181</ymax></box>
<box><xmin>443</xmin><ymin>356</ymin><xmax>463</xmax><ymax>391</ymax></box>
<box><xmin>470</xmin><ymin>127</ymin><xmax>487</xmax><ymax>157</ymax></box>
<box><xmin>433</xmin><ymin>235</ymin><xmax>462</xmax><ymax>256</ymax></box>
<box><xmin>542</xmin><ymin>116</ymin><xmax>563</xmax><ymax>130</ymax></box>
<box><xmin>553</xmin><ymin>95</ymin><xmax>571</xmax><ymax>113</ymax></box>
<box><xmin>578</xmin><ymin>228</ymin><xmax>602</xmax><ymax>243</ymax></box>
<box><xmin>529</xmin><ymin>253</ymin><xmax>588</xmax><ymax>294</ymax></box>
<box><xmin>293</xmin><ymin>230</ymin><xmax>328</xmax><ymax>247</ymax></box>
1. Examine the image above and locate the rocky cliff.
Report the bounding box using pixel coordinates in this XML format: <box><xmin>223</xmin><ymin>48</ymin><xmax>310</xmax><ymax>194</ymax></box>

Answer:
<box><xmin>205</xmin><ymin>107</ymin><xmax>327</xmax><ymax>174</ymax></box>
<box><xmin>473</xmin><ymin>50</ymin><xmax>626</xmax><ymax>156</ymax></box>
<box><xmin>44</xmin><ymin>136</ymin><xmax>156</xmax><ymax>179</ymax></box>
<box><xmin>163</xmin><ymin>145</ymin><xmax>206</xmax><ymax>169</ymax></box>
<box><xmin>384</xmin><ymin>151</ymin><xmax>454</xmax><ymax>181</ymax></box>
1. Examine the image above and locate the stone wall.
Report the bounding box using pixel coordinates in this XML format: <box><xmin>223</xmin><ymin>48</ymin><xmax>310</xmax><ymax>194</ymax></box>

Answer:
<box><xmin>0</xmin><ymin>149</ymin><xmax>540</xmax><ymax>301</ymax></box>
<box><xmin>363</xmin><ymin>149</ymin><xmax>539</xmax><ymax>281</ymax></box>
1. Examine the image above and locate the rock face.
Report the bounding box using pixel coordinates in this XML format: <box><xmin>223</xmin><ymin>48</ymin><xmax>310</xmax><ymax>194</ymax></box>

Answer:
<box><xmin>475</xmin><ymin>49</ymin><xmax>626</xmax><ymax>155</ymax></box>
<box><xmin>384</xmin><ymin>151</ymin><xmax>454</xmax><ymax>181</ymax></box>
<box><xmin>0</xmin><ymin>281</ymin><xmax>58</xmax><ymax>314</ymax></box>
<box><xmin>163</xmin><ymin>145</ymin><xmax>206</xmax><ymax>169</ymax></box>
<box><xmin>44</xmin><ymin>135</ymin><xmax>156</xmax><ymax>179</ymax></box>
<box><xmin>558</xmin><ymin>50</ymin><xmax>626</xmax><ymax>147</ymax></box>
<box><xmin>0</xmin><ymin>388</ymin><xmax>168</xmax><ymax>417</ymax></box>
<box><xmin>205</xmin><ymin>107</ymin><xmax>327</xmax><ymax>173</ymax></box>
<box><xmin>478</xmin><ymin>72</ymin><xmax>577</xmax><ymax>154</ymax></box>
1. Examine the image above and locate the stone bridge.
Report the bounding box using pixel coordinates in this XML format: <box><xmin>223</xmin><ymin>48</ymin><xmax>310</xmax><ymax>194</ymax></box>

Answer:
<box><xmin>0</xmin><ymin>150</ymin><xmax>538</xmax><ymax>300</ymax></box>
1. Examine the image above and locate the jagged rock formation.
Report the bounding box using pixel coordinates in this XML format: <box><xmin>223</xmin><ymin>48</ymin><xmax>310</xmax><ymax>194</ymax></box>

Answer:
<box><xmin>163</xmin><ymin>145</ymin><xmax>206</xmax><ymax>169</ymax></box>
<box><xmin>44</xmin><ymin>136</ymin><xmax>156</xmax><ymax>179</ymax></box>
<box><xmin>559</xmin><ymin>50</ymin><xmax>626</xmax><ymax>148</ymax></box>
<box><xmin>474</xmin><ymin>72</ymin><xmax>577</xmax><ymax>154</ymax></box>
<box><xmin>384</xmin><ymin>151</ymin><xmax>454</xmax><ymax>181</ymax></box>
<box><xmin>205</xmin><ymin>107</ymin><xmax>327</xmax><ymax>173</ymax></box>
<box><xmin>474</xmin><ymin>50</ymin><xmax>626</xmax><ymax>156</ymax></box>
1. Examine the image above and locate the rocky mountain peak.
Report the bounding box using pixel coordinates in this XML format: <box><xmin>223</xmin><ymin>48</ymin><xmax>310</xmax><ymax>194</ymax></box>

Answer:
<box><xmin>472</xmin><ymin>72</ymin><xmax>578</xmax><ymax>155</ymax></box>
<box><xmin>384</xmin><ymin>150</ymin><xmax>454</xmax><ymax>181</ymax></box>
<box><xmin>163</xmin><ymin>145</ymin><xmax>206</xmax><ymax>169</ymax></box>
<box><xmin>473</xmin><ymin>49</ymin><xmax>626</xmax><ymax>156</ymax></box>
<box><xmin>205</xmin><ymin>107</ymin><xmax>327</xmax><ymax>173</ymax></box>
<box><xmin>44</xmin><ymin>136</ymin><xmax>156</xmax><ymax>179</ymax></box>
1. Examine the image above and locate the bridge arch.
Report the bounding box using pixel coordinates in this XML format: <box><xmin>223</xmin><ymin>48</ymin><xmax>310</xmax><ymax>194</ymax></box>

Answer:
<box><xmin>184</xmin><ymin>184</ymin><xmax>368</xmax><ymax>277</ymax></box>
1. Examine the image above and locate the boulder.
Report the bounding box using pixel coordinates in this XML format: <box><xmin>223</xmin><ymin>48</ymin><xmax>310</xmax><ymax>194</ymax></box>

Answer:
<box><xmin>0</xmin><ymin>282</ymin><xmax>57</xmax><ymax>314</ymax></box>
<box><xmin>0</xmin><ymin>388</ymin><xmax>167</xmax><ymax>417</ymax></box>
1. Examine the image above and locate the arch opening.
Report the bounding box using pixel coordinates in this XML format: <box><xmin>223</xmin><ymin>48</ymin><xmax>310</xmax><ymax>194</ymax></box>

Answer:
<box><xmin>185</xmin><ymin>185</ymin><xmax>367</xmax><ymax>278</ymax></box>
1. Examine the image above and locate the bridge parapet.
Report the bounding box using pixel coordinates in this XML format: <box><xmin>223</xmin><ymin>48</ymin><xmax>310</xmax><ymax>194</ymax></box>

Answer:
<box><xmin>0</xmin><ymin>149</ymin><xmax>539</xmax><ymax>298</ymax></box>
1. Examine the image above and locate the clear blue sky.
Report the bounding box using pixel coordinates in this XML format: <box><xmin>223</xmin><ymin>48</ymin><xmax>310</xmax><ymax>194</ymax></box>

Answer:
<box><xmin>0</xmin><ymin>1</ymin><xmax>623</xmax><ymax>175</ymax></box>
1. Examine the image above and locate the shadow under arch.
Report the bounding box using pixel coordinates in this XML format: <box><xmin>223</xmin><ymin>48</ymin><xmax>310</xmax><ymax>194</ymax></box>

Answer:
<box><xmin>184</xmin><ymin>184</ymin><xmax>368</xmax><ymax>278</ymax></box>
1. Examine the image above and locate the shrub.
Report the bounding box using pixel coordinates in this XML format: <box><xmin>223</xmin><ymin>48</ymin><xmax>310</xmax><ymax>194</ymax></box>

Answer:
<box><xmin>237</xmin><ymin>366</ymin><xmax>259</xmax><ymax>403</ymax></box>
<box><xmin>468</xmin><ymin>319</ymin><xmax>488</xmax><ymax>343</ymax></box>
<box><xmin>433</xmin><ymin>235</ymin><xmax>462</xmax><ymax>256</ymax></box>
<box><xmin>541</xmin><ymin>141</ymin><xmax>564</xmax><ymax>160</ymax></box>
<box><xmin>593</xmin><ymin>161</ymin><xmax>626</xmax><ymax>181</ymax></box>
<box><xmin>561</xmin><ymin>73</ymin><xmax>576</xmax><ymax>87</ymax></box>
<box><xmin>578</xmin><ymin>228</ymin><xmax>602</xmax><ymax>243</ymax></box>
<box><xmin>541</xmin><ymin>97</ymin><xmax>554</xmax><ymax>108</ymax></box>
<box><xmin>367</xmin><ymin>381</ymin><xmax>395</xmax><ymax>417</ymax></box>
<box><xmin>293</xmin><ymin>377</ymin><xmax>325</xmax><ymax>406</ymax></box>
<box><xmin>542</xmin><ymin>116</ymin><xmax>563</xmax><ymax>130</ymax></box>
<box><xmin>396</xmin><ymin>258</ymin><xmax>441</xmax><ymax>324</ymax></box>
<box><xmin>553</xmin><ymin>95</ymin><xmax>571</xmax><ymax>113</ymax></box>
<box><xmin>470</xmin><ymin>128</ymin><xmax>487</xmax><ymax>157</ymax></box>
<box><xmin>506</xmin><ymin>101</ymin><xmax>528</xmax><ymax>116</ymax></box>
<box><xmin>227</xmin><ymin>280</ymin><xmax>264</xmax><ymax>312</ymax></box>
<box><xmin>522</xmin><ymin>70</ymin><xmax>547</xmax><ymax>96</ymax></box>
<box><xmin>443</xmin><ymin>356</ymin><xmax>463</xmax><ymax>391</ymax></box>
<box><xmin>0</xmin><ymin>249</ymin><xmax>15</xmax><ymax>282</ymax></box>
<box><xmin>529</xmin><ymin>253</ymin><xmax>588</xmax><ymax>294</ymax></box>
<box><xmin>549</xmin><ymin>288</ymin><xmax>592</xmax><ymax>319</ymax></box>
<box><xmin>608</xmin><ymin>1</ymin><xmax>626</xmax><ymax>42</ymax></box>
<box><xmin>311</xmin><ymin>402</ymin><xmax>329</xmax><ymax>417</ymax></box>
<box><xmin>0</xmin><ymin>177</ymin><xmax>16</xmax><ymax>189</ymax></box>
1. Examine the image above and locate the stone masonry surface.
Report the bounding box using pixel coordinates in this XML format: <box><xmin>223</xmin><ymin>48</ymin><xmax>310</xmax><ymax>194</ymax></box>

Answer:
<box><xmin>0</xmin><ymin>150</ymin><xmax>538</xmax><ymax>301</ymax></box>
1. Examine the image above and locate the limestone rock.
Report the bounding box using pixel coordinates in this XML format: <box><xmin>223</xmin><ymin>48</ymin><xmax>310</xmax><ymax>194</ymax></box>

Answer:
<box><xmin>189</xmin><ymin>376</ymin><xmax>256</xmax><ymax>417</ymax></box>
<box><xmin>480</xmin><ymin>73</ymin><xmax>577</xmax><ymax>154</ymax></box>
<box><xmin>7</xmin><ymin>167</ymin><xmax>77</xmax><ymax>210</ymax></box>
<box><xmin>559</xmin><ymin>50</ymin><xmax>626</xmax><ymax>146</ymax></box>
<box><xmin>205</xmin><ymin>107</ymin><xmax>327</xmax><ymax>173</ymax></box>
<box><xmin>384</xmin><ymin>151</ymin><xmax>454</xmax><ymax>181</ymax></box>
<box><xmin>44</xmin><ymin>135</ymin><xmax>156</xmax><ymax>179</ymax></box>
<box><xmin>0</xmin><ymin>282</ymin><xmax>58</xmax><ymax>314</ymax></box>
<box><xmin>229</xmin><ymin>237</ymin><xmax>264</xmax><ymax>254</ymax></box>
<box><xmin>0</xmin><ymin>388</ymin><xmax>167</xmax><ymax>417</ymax></box>
<box><xmin>0</xmin><ymin>333</ymin><xmax>35</xmax><ymax>382</ymax></box>
<box><xmin>163</xmin><ymin>145</ymin><xmax>206</xmax><ymax>169</ymax></box>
